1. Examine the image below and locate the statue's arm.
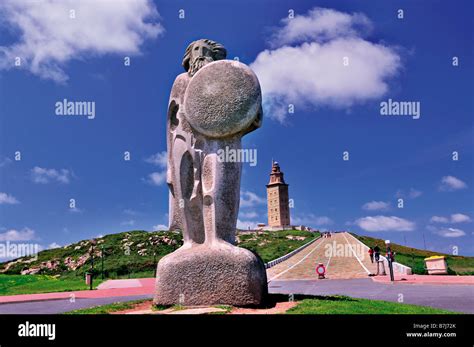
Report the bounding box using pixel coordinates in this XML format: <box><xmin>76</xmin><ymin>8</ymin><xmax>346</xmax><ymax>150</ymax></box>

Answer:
<box><xmin>166</xmin><ymin>73</ymin><xmax>190</xmax><ymax>188</ymax></box>
<box><xmin>243</xmin><ymin>103</ymin><xmax>263</xmax><ymax>136</ymax></box>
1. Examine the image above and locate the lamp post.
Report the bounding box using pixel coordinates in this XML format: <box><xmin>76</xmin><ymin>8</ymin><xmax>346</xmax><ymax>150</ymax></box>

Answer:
<box><xmin>90</xmin><ymin>239</ymin><xmax>97</xmax><ymax>290</ymax></box>
<box><xmin>101</xmin><ymin>245</ymin><xmax>104</xmax><ymax>280</ymax></box>
<box><xmin>153</xmin><ymin>249</ymin><xmax>157</xmax><ymax>277</ymax></box>
<box><xmin>149</xmin><ymin>238</ymin><xmax>157</xmax><ymax>277</ymax></box>
<box><xmin>385</xmin><ymin>240</ymin><xmax>394</xmax><ymax>282</ymax></box>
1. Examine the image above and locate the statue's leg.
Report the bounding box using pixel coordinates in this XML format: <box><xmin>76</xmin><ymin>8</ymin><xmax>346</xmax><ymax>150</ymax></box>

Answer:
<box><xmin>170</xmin><ymin>137</ymin><xmax>190</xmax><ymax>247</ymax></box>
<box><xmin>172</xmin><ymin>136</ymin><xmax>204</xmax><ymax>249</ymax></box>
<box><xmin>156</xmin><ymin>138</ymin><xmax>267</xmax><ymax>307</ymax></box>
<box><xmin>202</xmin><ymin>138</ymin><xmax>242</xmax><ymax>245</ymax></box>
<box><xmin>168</xmin><ymin>179</ymin><xmax>182</xmax><ymax>232</ymax></box>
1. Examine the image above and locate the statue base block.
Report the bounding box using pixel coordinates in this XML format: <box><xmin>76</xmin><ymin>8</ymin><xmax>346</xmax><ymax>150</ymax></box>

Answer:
<box><xmin>154</xmin><ymin>243</ymin><xmax>268</xmax><ymax>306</ymax></box>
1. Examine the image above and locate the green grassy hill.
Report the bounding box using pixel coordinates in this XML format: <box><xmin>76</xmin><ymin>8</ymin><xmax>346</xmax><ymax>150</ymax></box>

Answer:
<box><xmin>352</xmin><ymin>233</ymin><xmax>474</xmax><ymax>275</ymax></box>
<box><xmin>0</xmin><ymin>230</ymin><xmax>181</xmax><ymax>279</ymax></box>
<box><xmin>0</xmin><ymin>229</ymin><xmax>319</xmax><ymax>280</ymax></box>
<box><xmin>2</xmin><ymin>228</ymin><xmax>472</xmax><ymax>294</ymax></box>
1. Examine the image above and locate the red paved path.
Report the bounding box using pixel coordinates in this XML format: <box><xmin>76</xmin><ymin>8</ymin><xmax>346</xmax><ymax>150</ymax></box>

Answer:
<box><xmin>0</xmin><ymin>278</ymin><xmax>155</xmax><ymax>304</ymax></box>
<box><xmin>371</xmin><ymin>274</ymin><xmax>474</xmax><ymax>285</ymax></box>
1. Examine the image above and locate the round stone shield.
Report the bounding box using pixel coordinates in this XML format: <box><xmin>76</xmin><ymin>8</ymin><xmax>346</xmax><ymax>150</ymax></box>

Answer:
<box><xmin>184</xmin><ymin>60</ymin><xmax>262</xmax><ymax>138</ymax></box>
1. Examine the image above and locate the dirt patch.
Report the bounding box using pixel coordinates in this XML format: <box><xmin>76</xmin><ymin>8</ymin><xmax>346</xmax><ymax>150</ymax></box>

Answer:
<box><xmin>230</xmin><ymin>301</ymin><xmax>297</xmax><ymax>314</ymax></box>
<box><xmin>110</xmin><ymin>300</ymin><xmax>153</xmax><ymax>314</ymax></box>
<box><xmin>110</xmin><ymin>299</ymin><xmax>297</xmax><ymax>315</ymax></box>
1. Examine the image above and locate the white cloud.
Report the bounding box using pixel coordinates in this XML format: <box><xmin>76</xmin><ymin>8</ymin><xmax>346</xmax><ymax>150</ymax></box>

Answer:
<box><xmin>0</xmin><ymin>157</ymin><xmax>12</xmax><ymax>168</ymax></box>
<box><xmin>237</xmin><ymin>210</ymin><xmax>262</xmax><ymax>230</ymax></box>
<box><xmin>408</xmin><ymin>188</ymin><xmax>422</xmax><ymax>199</ymax></box>
<box><xmin>430</xmin><ymin>213</ymin><xmax>471</xmax><ymax>224</ymax></box>
<box><xmin>144</xmin><ymin>151</ymin><xmax>167</xmax><ymax>186</ymax></box>
<box><xmin>0</xmin><ymin>0</ymin><xmax>163</xmax><ymax>82</ymax></box>
<box><xmin>31</xmin><ymin>166</ymin><xmax>71</xmax><ymax>184</ymax></box>
<box><xmin>152</xmin><ymin>224</ymin><xmax>168</xmax><ymax>231</ymax></box>
<box><xmin>269</xmin><ymin>8</ymin><xmax>373</xmax><ymax>47</ymax></box>
<box><xmin>240</xmin><ymin>191</ymin><xmax>266</xmax><ymax>208</ymax></box>
<box><xmin>450</xmin><ymin>213</ymin><xmax>471</xmax><ymax>223</ymax></box>
<box><xmin>439</xmin><ymin>176</ymin><xmax>467</xmax><ymax>191</ymax></box>
<box><xmin>123</xmin><ymin>209</ymin><xmax>140</xmax><ymax>216</ymax></box>
<box><xmin>0</xmin><ymin>227</ymin><xmax>36</xmax><ymax>241</ymax></box>
<box><xmin>145</xmin><ymin>171</ymin><xmax>167</xmax><ymax>186</ymax></box>
<box><xmin>434</xmin><ymin>227</ymin><xmax>466</xmax><ymax>238</ymax></box>
<box><xmin>395</xmin><ymin>188</ymin><xmax>422</xmax><ymax>199</ymax></box>
<box><xmin>362</xmin><ymin>201</ymin><xmax>390</xmax><ymax>211</ymax></box>
<box><xmin>237</xmin><ymin>219</ymin><xmax>259</xmax><ymax>230</ymax></box>
<box><xmin>48</xmin><ymin>242</ymin><xmax>61</xmax><ymax>249</ymax></box>
<box><xmin>239</xmin><ymin>211</ymin><xmax>259</xmax><ymax>219</ymax></box>
<box><xmin>250</xmin><ymin>7</ymin><xmax>401</xmax><ymax>122</ymax></box>
<box><xmin>354</xmin><ymin>216</ymin><xmax>415</xmax><ymax>232</ymax></box>
<box><xmin>121</xmin><ymin>220</ymin><xmax>136</xmax><ymax>226</ymax></box>
<box><xmin>145</xmin><ymin>151</ymin><xmax>167</xmax><ymax>167</ymax></box>
<box><xmin>0</xmin><ymin>192</ymin><xmax>19</xmax><ymax>205</ymax></box>
<box><xmin>430</xmin><ymin>216</ymin><xmax>449</xmax><ymax>223</ymax></box>
<box><xmin>292</xmin><ymin>213</ymin><xmax>333</xmax><ymax>226</ymax></box>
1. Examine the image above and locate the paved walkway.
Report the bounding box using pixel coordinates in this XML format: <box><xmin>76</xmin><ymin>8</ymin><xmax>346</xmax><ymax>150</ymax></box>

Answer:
<box><xmin>267</xmin><ymin>232</ymin><xmax>377</xmax><ymax>281</ymax></box>
<box><xmin>372</xmin><ymin>274</ymin><xmax>474</xmax><ymax>285</ymax></box>
<box><xmin>267</xmin><ymin>232</ymin><xmax>474</xmax><ymax>284</ymax></box>
<box><xmin>268</xmin><ymin>278</ymin><xmax>474</xmax><ymax>313</ymax></box>
<box><xmin>0</xmin><ymin>294</ymin><xmax>153</xmax><ymax>314</ymax></box>
<box><xmin>0</xmin><ymin>278</ymin><xmax>155</xmax><ymax>304</ymax></box>
<box><xmin>97</xmin><ymin>278</ymin><xmax>147</xmax><ymax>289</ymax></box>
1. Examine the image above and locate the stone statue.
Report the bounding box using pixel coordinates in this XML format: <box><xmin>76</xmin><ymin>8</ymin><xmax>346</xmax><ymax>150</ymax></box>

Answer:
<box><xmin>154</xmin><ymin>39</ymin><xmax>267</xmax><ymax>306</ymax></box>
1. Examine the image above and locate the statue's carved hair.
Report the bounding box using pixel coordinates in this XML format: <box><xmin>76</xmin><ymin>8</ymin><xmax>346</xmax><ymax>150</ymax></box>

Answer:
<box><xmin>182</xmin><ymin>39</ymin><xmax>227</xmax><ymax>72</ymax></box>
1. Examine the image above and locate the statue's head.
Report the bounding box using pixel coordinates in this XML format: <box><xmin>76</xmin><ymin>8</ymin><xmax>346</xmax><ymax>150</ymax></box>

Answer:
<box><xmin>182</xmin><ymin>39</ymin><xmax>227</xmax><ymax>77</ymax></box>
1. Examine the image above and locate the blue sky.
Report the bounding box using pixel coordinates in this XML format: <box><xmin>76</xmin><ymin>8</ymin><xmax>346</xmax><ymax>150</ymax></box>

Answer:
<box><xmin>0</xmin><ymin>0</ymin><xmax>472</xmax><ymax>256</ymax></box>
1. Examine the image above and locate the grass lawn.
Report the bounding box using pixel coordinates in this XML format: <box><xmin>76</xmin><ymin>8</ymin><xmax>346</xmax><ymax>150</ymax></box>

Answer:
<box><xmin>0</xmin><ymin>274</ymin><xmax>102</xmax><ymax>296</ymax></box>
<box><xmin>64</xmin><ymin>299</ymin><xmax>152</xmax><ymax>314</ymax></box>
<box><xmin>64</xmin><ymin>295</ymin><xmax>455</xmax><ymax>315</ymax></box>
<box><xmin>287</xmin><ymin>296</ymin><xmax>457</xmax><ymax>314</ymax></box>
<box><xmin>238</xmin><ymin>230</ymin><xmax>320</xmax><ymax>263</ymax></box>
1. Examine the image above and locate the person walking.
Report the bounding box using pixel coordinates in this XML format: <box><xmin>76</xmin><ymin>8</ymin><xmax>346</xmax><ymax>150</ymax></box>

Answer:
<box><xmin>368</xmin><ymin>247</ymin><xmax>374</xmax><ymax>263</ymax></box>
<box><xmin>374</xmin><ymin>245</ymin><xmax>381</xmax><ymax>262</ymax></box>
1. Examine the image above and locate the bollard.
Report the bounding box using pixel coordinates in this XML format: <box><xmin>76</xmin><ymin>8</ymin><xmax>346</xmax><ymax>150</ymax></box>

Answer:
<box><xmin>376</xmin><ymin>261</ymin><xmax>386</xmax><ymax>276</ymax></box>
<box><xmin>385</xmin><ymin>240</ymin><xmax>395</xmax><ymax>281</ymax></box>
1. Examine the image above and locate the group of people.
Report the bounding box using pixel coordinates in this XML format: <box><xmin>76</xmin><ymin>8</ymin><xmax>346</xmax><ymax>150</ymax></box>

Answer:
<box><xmin>322</xmin><ymin>232</ymin><xmax>332</xmax><ymax>238</ymax></box>
<box><xmin>368</xmin><ymin>245</ymin><xmax>396</xmax><ymax>263</ymax></box>
<box><xmin>368</xmin><ymin>246</ymin><xmax>381</xmax><ymax>263</ymax></box>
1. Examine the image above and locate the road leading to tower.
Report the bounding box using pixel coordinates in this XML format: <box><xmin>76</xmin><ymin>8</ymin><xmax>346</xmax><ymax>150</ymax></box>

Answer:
<box><xmin>267</xmin><ymin>232</ymin><xmax>378</xmax><ymax>281</ymax></box>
